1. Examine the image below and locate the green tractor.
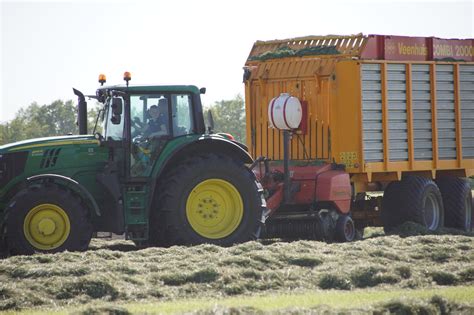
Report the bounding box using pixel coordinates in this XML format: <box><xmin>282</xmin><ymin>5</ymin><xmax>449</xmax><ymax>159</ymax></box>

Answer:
<box><xmin>0</xmin><ymin>73</ymin><xmax>265</xmax><ymax>255</ymax></box>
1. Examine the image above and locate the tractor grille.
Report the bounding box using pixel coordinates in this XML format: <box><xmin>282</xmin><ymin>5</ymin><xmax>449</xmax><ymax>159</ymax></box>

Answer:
<box><xmin>40</xmin><ymin>148</ymin><xmax>61</xmax><ymax>168</ymax></box>
<box><xmin>0</xmin><ymin>151</ymin><xmax>29</xmax><ymax>188</ymax></box>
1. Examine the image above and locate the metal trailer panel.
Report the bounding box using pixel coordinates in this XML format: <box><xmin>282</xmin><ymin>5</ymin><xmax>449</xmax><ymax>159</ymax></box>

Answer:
<box><xmin>361</xmin><ymin>64</ymin><xmax>383</xmax><ymax>162</ymax></box>
<box><xmin>353</xmin><ymin>60</ymin><xmax>474</xmax><ymax>180</ymax></box>
<box><xmin>244</xmin><ymin>57</ymin><xmax>334</xmax><ymax>161</ymax></box>
<box><xmin>245</xmin><ymin>37</ymin><xmax>474</xmax><ymax>183</ymax></box>
<box><xmin>436</xmin><ymin>65</ymin><xmax>457</xmax><ymax>160</ymax></box>
<box><xmin>412</xmin><ymin>64</ymin><xmax>433</xmax><ymax>160</ymax></box>
<box><xmin>461</xmin><ymin>65</ymin><xmax>474</xmax><ymax>159</ymax></box>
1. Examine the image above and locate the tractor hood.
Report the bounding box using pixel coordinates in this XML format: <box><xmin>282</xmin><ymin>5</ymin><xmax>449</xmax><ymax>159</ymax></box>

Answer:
<box><xmin>0</xmin><ymin>135</ymin><xmax>99</xmax><ymax>154</ymax></box>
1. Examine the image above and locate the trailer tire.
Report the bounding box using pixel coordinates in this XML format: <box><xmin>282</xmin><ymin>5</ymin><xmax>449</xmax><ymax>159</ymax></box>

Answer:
<box><xmin>335</xmin><ymin>215</ymin><xmax>355</xmax><ymax>242</ymax></box>
<box><xmin>436</xmin><ymin>177</ymin><xmax>472</xmax><ymax>231</ymax></box>
<box><xmin>149</xmin><ymin>154</ymin><xmax>265</xmax><ymax>247</ymax></box>
<box><xmin>5</xmin><ymin>183</ymin><xmax>93</xmax><ymax>255</ymax></box>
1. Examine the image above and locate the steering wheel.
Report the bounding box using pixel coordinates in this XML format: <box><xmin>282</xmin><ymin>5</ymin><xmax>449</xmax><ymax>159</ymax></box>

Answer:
<box><xmin>131</xmin><ymin>117</ymin><xmax>146</xmax><ymax>138</ymax></box>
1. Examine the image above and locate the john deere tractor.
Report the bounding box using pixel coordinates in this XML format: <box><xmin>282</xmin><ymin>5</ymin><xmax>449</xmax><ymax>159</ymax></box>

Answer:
<box><xmin>0</xmin><ymin>73</ymin><xmax>265</xmax><ymax>255</ymax></box>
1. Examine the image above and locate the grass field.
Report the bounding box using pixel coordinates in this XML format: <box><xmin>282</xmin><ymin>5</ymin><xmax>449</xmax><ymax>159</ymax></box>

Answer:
<box><xmin>0</xmin><ymin>223</ymin><xmax>473</xmax><ymax>314</ymax></box>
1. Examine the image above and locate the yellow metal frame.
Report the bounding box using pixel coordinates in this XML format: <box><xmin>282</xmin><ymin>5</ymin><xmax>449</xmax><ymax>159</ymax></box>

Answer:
<box><xmin>245</xmin><ymin>43</ymin><xmax>474</xmax><ymax>192</ymax></box>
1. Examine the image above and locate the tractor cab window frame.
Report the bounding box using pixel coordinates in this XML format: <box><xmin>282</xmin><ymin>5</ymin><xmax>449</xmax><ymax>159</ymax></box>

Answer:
<box><xmin>104</xmin><ymin>96</ymin><xmax>125</xmax><ymax>141</ymax></box>
<box><xmin>128</xmin><ymin>92</ymin><xmax>196</xmax><ymax>178</ymax></box>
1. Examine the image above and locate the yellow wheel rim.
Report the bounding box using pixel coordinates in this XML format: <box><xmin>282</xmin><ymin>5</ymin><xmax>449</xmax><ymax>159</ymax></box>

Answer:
<box><xmin>23</xmin><ymin>204</ymin><xmax>71</xmax><ymax>250</ymax></box>
<box><xmin>186</xmin><ymin>179</ymin><xmax>243</xmax><ymax>239</ymax></box>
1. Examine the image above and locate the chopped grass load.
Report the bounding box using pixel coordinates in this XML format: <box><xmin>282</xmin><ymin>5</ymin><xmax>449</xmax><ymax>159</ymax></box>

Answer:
<box><xmin>0</xmin><ymin>223</ymin><xmax>472</xmax><ymax>314</ymax></box>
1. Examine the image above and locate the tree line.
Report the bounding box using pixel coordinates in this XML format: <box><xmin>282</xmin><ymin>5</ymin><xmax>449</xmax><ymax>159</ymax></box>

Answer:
<box><xmin>0</xmin><ymin>96</ymin><xmax>246</xmax><ymax>145</ymax></box>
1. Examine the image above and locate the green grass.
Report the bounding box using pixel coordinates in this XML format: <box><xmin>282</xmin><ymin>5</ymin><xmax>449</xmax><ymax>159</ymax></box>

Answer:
<box><xmin>7</xmin><ymin>286</ymin><xmax>474</xmax><ymax>314</ymax></box>
<box><xmin>0</xmin><ymin>223</ymin><xmax>472</xmax><ymax>314</ymax></box>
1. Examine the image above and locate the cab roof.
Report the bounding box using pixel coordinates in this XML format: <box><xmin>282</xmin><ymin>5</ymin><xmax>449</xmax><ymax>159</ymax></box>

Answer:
<box><xmin>97</xmin><ymin>84</ymin><xmax>201</xmax><ymax>94</ymax></box>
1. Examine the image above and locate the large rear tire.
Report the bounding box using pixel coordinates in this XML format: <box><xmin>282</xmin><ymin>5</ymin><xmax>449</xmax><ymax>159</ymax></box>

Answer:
<box><xmin>5</xmin><ymin>183</ymin><xmax>93</xmax><ymax>255</ymax></box>
<box><xmin>149</xmin><ymin>154</ymin><xmax>265</xmax><ymax>247</ymax></box>
<box><xmin>382</xmin><ymin>176</ymin><xmax>444</xmax><ymax>232</ymax></box>
<box><xmin>436</xmin><ymin>177</ymin><xmax>472</xmax><ymax>231</ymax></box>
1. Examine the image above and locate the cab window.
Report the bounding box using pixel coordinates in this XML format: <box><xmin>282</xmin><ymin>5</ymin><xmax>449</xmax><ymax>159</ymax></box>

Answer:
<box><xmin>172</xmin><ymin>94</ymin><xmax>194</xmax><ymax>136</ymax></box>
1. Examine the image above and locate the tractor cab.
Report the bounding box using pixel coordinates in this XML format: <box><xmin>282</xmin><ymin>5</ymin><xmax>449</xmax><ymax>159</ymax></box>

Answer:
<box><xmin>95</xmin><ymin>81</ymin><xmax>206</xmax><ymax>178</ymax></box>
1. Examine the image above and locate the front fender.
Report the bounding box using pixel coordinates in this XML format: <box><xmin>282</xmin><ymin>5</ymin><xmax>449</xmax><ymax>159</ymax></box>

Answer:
<box><xmin>26</xmin><ymin>174</ymin><xmax>101</xmax><ymax>216</ymax></box>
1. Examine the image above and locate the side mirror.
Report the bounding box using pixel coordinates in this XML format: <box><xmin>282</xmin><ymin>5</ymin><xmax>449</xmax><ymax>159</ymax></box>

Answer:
<box><xmin>207</xmin><ymin>110</ymin><xmax>214</xmax><ymax>133</ymax></box>
<box><xmin>111</xmin><ymin>115</ymin><xmax>121</xmax><ymax>125</ymax></box>
<box><xmin>111</xmin><ymin>97</ymin><xmax>123</xmax><ymax>115</ymax></box>
<box><xmin>111</xmin><ymin>97</ymin><xmax>123</xmax><ymax>125</ymax></box>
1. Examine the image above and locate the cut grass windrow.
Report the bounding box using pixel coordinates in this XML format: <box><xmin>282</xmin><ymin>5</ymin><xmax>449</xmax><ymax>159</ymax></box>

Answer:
<box><xmin>0</xmin><ymin>224</ymin><xmax>472</xmax><ymax>313</ymax></box>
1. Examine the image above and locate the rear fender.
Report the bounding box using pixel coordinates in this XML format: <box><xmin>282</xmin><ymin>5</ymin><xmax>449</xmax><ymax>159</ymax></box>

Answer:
<box><xmin>149</xmin><ymin>136</ymin><xmax>254</xmax><ymax>210</ymax></box>
<box><xmin>153</xmin><ymin>136</ymin><xmax>253</xmax><ymax>180</ymax></box>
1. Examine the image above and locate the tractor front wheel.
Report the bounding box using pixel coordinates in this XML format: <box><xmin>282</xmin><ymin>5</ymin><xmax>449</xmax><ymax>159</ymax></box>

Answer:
<box><xmin>5</xmin><ymin>183</ymin><xmax>93</xmax><ymax>255</ymax></box>
<box><xmin>149</xmin><ymin>154</ymin><xmax>265</xmax><ymax>246</ymax></box>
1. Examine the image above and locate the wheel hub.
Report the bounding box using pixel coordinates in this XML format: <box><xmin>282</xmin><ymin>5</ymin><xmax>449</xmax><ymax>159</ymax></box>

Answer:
<box><xmin>186</xmin><ymin>179</ymin><xmax>243</xmax><ymax>239</ymax></box>
<box><xmin>38</xmin><ymin>218</ymin><xmax>56</xmax><ymax>236</ymax></box>
<box><xmin>424</xmin><ymin>193</ymin><xmax>440</xmax><ymax>230</ymax></box>
<box><xmin>23</xmin><ymin>204</ymin><xmax>71</xmax><ymax>250</ymax></box>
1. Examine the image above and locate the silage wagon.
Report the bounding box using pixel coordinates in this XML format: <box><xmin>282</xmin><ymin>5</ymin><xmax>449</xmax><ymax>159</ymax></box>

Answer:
<box><xmin>244</xmin><ymin>34</ymin><xmax>474</xmax><ymax>241</ymax></box>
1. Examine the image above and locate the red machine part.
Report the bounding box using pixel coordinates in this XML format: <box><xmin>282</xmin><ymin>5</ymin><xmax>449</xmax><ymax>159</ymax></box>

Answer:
<box><xmin>256</xmin><ymin>164</ymin><xmax>352</xmax><ymax>215</ymax></box>
<box><xmin>315</xmin><ymin>170</ymin><xmax>351</xmax><ymax>214</ymax></box>
<box><xmin>361</xmin><ymin>34</ymin><xmax>474</xmax><ymax>62</ymax></box>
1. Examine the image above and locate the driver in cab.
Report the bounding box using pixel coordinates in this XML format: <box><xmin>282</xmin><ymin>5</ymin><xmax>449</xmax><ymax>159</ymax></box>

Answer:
<box><xmin>144</xmin><ymin>98</ymin><xmax>168</xmax><ymax>138</ymax></box>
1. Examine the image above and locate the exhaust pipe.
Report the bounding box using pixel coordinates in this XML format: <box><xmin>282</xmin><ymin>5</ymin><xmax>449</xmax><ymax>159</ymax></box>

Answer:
<box><xmin>73</xmin><ymin>88</ymin><xmax>88</xmax><ymax>135</ymax></box>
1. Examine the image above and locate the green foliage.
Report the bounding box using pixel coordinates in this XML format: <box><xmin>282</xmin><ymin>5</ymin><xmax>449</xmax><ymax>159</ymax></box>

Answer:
<box><xmin>0</xmin><ymin>100</ymin><xmax>102</xmax><ymax>145</ymax></box>
<box><xmin>208</xmin><ymin>95</ymin><xmax>246</xmax><ymax>143</ymax></box>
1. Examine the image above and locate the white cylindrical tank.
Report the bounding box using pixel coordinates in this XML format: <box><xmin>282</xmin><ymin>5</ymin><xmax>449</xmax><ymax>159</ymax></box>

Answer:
<box><xmin>268</xmin><ymin>93</ymin><xmax>302</xmax><ymax>130</ymax></box>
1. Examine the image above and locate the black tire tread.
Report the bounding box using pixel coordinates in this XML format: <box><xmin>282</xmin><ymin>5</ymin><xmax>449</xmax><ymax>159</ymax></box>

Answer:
<box><xmin>149</xmin><ymin>153</ymin><xmax>265</xmax><ymax>247</ymax></box>
<box><xmin>382</xmin><ymin>176</ymin><xmax>444</xmax><ymax>232</ymax></box>
<box><xmin>436</xmin><ymin>177</ymin><xmax>472</xmax><ymax>231</ymax></box>
<box><xmin>5</xmin><ymin>182</ymin><xmax>93</xmax><ymax>255</ymax></box>
<box><xmin>335</xmin><ymin>215</ymin><xmax>355</xmax><ymax>242</ymax></box>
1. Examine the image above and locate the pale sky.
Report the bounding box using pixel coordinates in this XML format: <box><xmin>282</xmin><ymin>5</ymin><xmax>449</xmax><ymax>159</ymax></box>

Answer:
<box><xmin>1</xmin><ymin>0</ymin><xmax>473</xmax><ymax>123</ymax></box>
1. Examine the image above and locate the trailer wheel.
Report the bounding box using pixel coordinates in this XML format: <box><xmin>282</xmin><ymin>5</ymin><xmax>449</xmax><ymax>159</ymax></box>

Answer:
<box><xmin>149</xmin><ymin>154</ymin><xmax>265</xmax><ymax>247</ymax></box>
<box><xmin>383</xmin><ymin>176</ymin><xmax>444</xmax><ymax>232</ymax></box>
<box><xmin>335</xmin><ymin>215</ymin><xmax>355</xmax><ymax>242</ymax></box>
<box><xmin>5</xmin><ymin>183</ymin><xmax>93</xmax><ymax>255</ymax></box>
<box><xmin>436</xmin><ymin>177</ymin><xmax>472</xmax><ymax>231</ymax></box>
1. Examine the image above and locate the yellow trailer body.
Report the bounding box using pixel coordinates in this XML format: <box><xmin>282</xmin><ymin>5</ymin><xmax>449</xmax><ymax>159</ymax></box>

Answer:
<box><xmin>244</xmin><ymin>34</ymin><xmax>474</xmax><ymax>190</ymax></box>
